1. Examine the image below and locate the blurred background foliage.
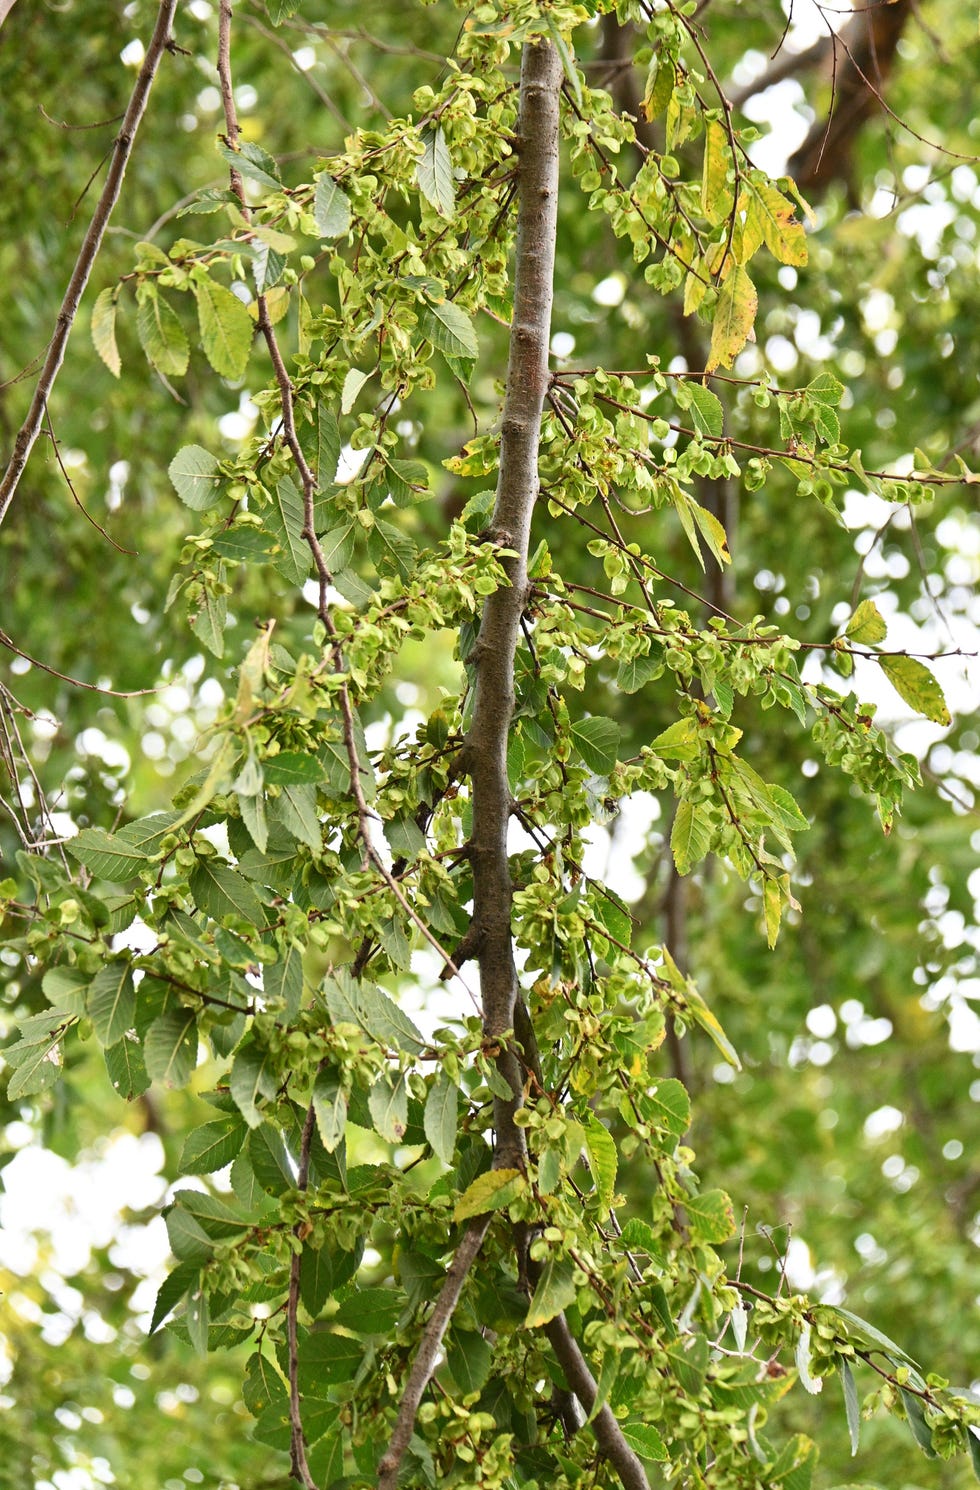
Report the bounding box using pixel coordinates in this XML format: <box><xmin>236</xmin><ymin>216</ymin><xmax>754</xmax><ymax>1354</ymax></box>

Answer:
<box><xmin>0</xmin><ymin>1</ymin><xmax>977</xmax><ymax>1487</ymax></box>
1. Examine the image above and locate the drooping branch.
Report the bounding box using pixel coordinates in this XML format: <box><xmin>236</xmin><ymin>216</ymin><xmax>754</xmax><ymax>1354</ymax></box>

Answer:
<box><xmin>0</xmin><ymin>0</ymin><xmax>179</xmax><ymax>529</ymax></box>
<box><xmin>465</xmin><ymin>37</ymin><xmax>563</xmax><ymax>1169</ymax></box>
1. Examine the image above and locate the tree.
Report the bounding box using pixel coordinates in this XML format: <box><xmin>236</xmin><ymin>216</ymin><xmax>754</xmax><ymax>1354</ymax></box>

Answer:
<box><xmin>1</xmin><ymin>2</ymin><xmax>978</xmax><ymax>1489</ymax></box>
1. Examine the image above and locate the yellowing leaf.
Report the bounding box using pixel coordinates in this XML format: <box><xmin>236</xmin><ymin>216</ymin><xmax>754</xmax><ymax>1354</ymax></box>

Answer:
<box><xmin>91</xmin><ymin>287</ymin><xmax>121</xmax><ymax>377</ymax></box>
<box><xmin>846</xmin><ymin>599</ymin><xmax>887</xmax><ymax>645</ymax></box>
<box><xmin>454</xmin><ymin>1167</ymin><xmax>525</xmax><ymax>1222</ymax></box>
<box><xmin>879</xmin><ymin>654</ymin><xmax>951</xmax><ymax>725</ymax></box>
<box><xmin>747</xmin><ymin>180</ymin><xmax>808</xmax><ymax>268</ymax></box>
<box><xmin>701</xmin><ymin>119</ymin><xmax>732</xmax><ymax>226</ymax></box>
<box><xmin>706</xmin><ymin>265</ymin><xmax>757</xmax><ymax>372</ymax></box>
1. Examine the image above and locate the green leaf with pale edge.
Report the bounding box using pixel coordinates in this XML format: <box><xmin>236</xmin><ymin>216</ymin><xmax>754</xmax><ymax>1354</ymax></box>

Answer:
<box><xmin>621</xmin><ymin>1421</ymin><xmax>668</xmax><ymax>1462</ymax></box>
<box><xmin>644</xmin><ymin>1077</ymin><xmax>690</xmax><ymax>1138</ymax></box>
<box><xmin>314</xmin><ymin>175</ymin><xmax>351</xmax><ymax>237</ymax></box>
<box><xmin>312</xmin><ymin>1070</ymin><xmax>348</xmax><ymax>1152</ymax></box>
<box><xmin>194</xmin><ymin>277</ymin><xmax>253</xmax><ymax>379</ymax></box>
<box><xmin>840</xmin><ymin>1358</ymin><xmax>860</xmax><ymax>1455</ymax></box>
<box><xmin>416</xmin><ymin>126</ymin><xmax>455</xmax><ymax>217</ymax></box>
<box><xmin>795</xmin><ymin>1321</ymin><xmax>823</xmax><ymax>1395</ymax></box>
<box><xmin>879</xmin><ymin>654</ymin><xmax>951</xmax><ymax>725</ymax></box>
<box><xmin>670</xmin><ymin>799</ymin><xmax>712</xmax><ymax>874</ymax></box>
<box><xmin>570</xmin><ymin>716</ymin><xmax>620</xmax><ymax>774</ymax></box>
<box><xmin>144</xmin><ymin>1009</ymin><xmax>197</xmax><ymax>1087</ymax></box>
<box><xmin>88</xmin><ymin>963</ymin><xmax>136</xmax><ymax>1047</ymax></box>
<box><xmin>91</xmin><ymin>287</ymin><xmax>121</xmax><ymax>376</ymax></box>
<box><xmin>846</xmin><ymin>599</ymin><xmax>887</xmax><ymax>645</ymax></box>
<box><xmin>424</xmin><ymin>1073</ymin><xmax>458</xmax><ymax>1163</ymax></box>
<box><xmin>169</xmin><ymin>445</ymin><xmax>222</xmax><ymax>511</ymax></box>
<box><xmin>455</xmin><ymin>1168</ymin><xmax>525</xmax><ymax>1221</ymax></box>
<box><xmin>137</xmin><ymin>291</ymin><xmax>189</xmax><ymax>377</ymax></box>
<box><xmin>189</xmin><ymin>858</ymin><xmax>264</xmax><ymax>924</ymax></box>
<box><xmin>420</xmin><ymin>299</ymin><xmax>479</xmax><ymax>360</ymax></box>
<box><xmin>584</xmin><ymin>1115</ymin><xmax>617</xmax><ymax>1217</ymax></box>
<box><xmin>524</xmin><ymin>1258</ymin><xmax>577</xmax><ymax>1328</ymax></box>
<box><xmin>707</xmin><ymin>265</ymin><xmax>758</xmax><ymax>372</ymax></box>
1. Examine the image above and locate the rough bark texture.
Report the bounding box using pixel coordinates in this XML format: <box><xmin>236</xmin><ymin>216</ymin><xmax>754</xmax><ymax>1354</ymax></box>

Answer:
<box><xmin>466</xmin><ymin>38</ymin><xmax>563</xmax><ymax>1169</ymax></box>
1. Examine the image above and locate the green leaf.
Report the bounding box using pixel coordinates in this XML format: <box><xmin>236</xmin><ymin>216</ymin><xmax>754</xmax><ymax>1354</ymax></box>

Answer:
<box><xmin>296</xmin><ymin>1331</ymin><xmax>363</xmax><ymax>1390</ymax></box>
<box><xmin>584</xmin><ymin>1115</ymin><xmax>617</xmax><ymax>1218</ymax></box>
<box><xmin>137</xmin><ymin>291</ymin><xmax>190</xmax><ymax>377</ymax></box>
<box><xmin>168</xmin><ymin>445</ymin><xmax>222</xmax><ymax>511</ymax></box>
<box><xmin>795</xmin><ymin>1320</ymin><xmax>823</xmax><ymax>1395</ymax></box>
<box><xmin>455</xmin><ymin>1167</ymin><xmax>525</xmax><ymax>1222</ymax></box>
<box><xmin>6</xmin><ymin>1036</ymin><xmax>65</xmax><ymax>1099</ymax></box>
<box><xmin>189</xmin><ymin>858</ymin><xmax>265</xmax><ymax>925</ymax></box>
<box><xmin>87</xmin><ymin>963</ymin><xmax>136</xmax><ymax>1047</ymax></box>
<box><xmin>687</xmin><ymin>381</ymin><xmax>725</xmax><ymax>438</ymax></box>
<box><xmin>416</xmin><ymin>126</ymin><xmax>455</xmax><ymax>217</ymax></box>
<box><xmin>643</xmin><ymin>1077</ymin><xmax>690</xmax><ymax>1138</ymax></box>
<box><xmin>312</xmin><ymin>1070</ymin><xmax>348</xmax><ymax>1152</ymax></box>
<box><xmin>194</xmin><ymin>277</ymin><xmax>253</xmax><ymax>379</ymax></box>
<box><xmin>833</xmin><ymin>1307</ymin><xmax>918</xmax><ymax>1365</ymax></box>
<box><xmin>273</xmin><ymin>782</ymin><xmax>321</xmax><ymax>852</ymax></box>
<box><xmin>144</xmin><ymin>1009</ymin><xmax>198</xmax><ymax>1087</ymax></box>
<box><xmin>229</xmin><ymin>1040</ymin><xmax>276</xmax><ymax>1127</ymax></box>
<box><xmin>91</xmin><ymin>287</ymin><xmax>121</xmax><ymax>377</ymax></box>
<box><xmin>317</xmin><ymin>403</ymin><xmax>341</xmax><ymax>485</ymax></box>
<box><xmin>839</xmin><ymin>1357</ymin><xmax>860</xmax><ymax>1456</ymax></box>
<box><xmin>420</xmin><ymin>299</ymin><xmax>479</xmax><ymax>360</ymax></box>
<box><xmin>424</xmin><ymin>1073</ymin><xmax>458</xmax><ymax>1164</ymax></box>
<box><xmin>446</xmin><ymin>1329</ymin><xmax>493</xmax><ymax>1395</ymax></box>
<box><xmin>335</xmin><ymin>1288</ymin><xmax>406</xmax><ymax>1336</ymax></box>
<box><xmin>264</xmin><ymin>474</ymin><xmax>310</xmax><ymax>584</ymax></box>
<box><xmin>313</xmin><ymin>175</ymin><xmax>352</xmax><ymax>237</ymax></box>
<box><xmin>248</xmin><ymin>1122</ymin><xmax>294</xmax><ymax>1194</ymax></box>
<box><xmin>341</xmin><ymin>367</ymin><xmax>369</xmax><ymax>414</ymax></box>
<box><xmin>900</xmin><ymin>1387</ymin><xmax>938</xmax><ymax>1458</ymax></box>
<box><xmin>105</xmin><ymin>1036</ymin><xmax>150</xmax><ymax>1100</ymax></box>
<box><xmin>66</xmin><ymin>828</ymin><xmax>142</xmax><ymax>883</ymax></box>
<box><xmin>879</xmin><ymin>654</ymin><xmax>951</xmax><ymax>725</ymax></box>
<box><xmin>322</xmin><ymin>970</ymin><xmax>425</xmax><ymax>1054</ymax></box>
<box><xmin>179</xmin><ymin>1116</ymin><xmax>248</xmax><ymax>1175</ymax></box>
<box><xmin>620</xmin><ymin>1421</ymin><xmax>668</xmax><ymax>1462</ymax></box>
<box><xmin>217</xmin><ymin>139</ymin><xmax>282</xmax><ymax>192</ymax></box>
<box><xmin>807</xmin><ymin>371</ymin><xmax>845</xmax><ymax>407</ymax></box>
<box><xmin>707</xmin><ymin>265</ymin><xmax>758</xmax><ymax>373</ymax></box>
<box><xmin>845</xmin><ymin>599</ymin><xmax>887</xmax><ymax>645</ymax></box>
<box><xmin>570</xmin><ymin>716</ymin><xmax>620</xmax><ymax>774</ymax></box>
<box><xmin>367</xmin><ymin>1071</ymin><xmax>409</xmax><ymax>1143</ymax></box>
<box><xmin>165</xmin><ymin>1205</ymin><xmax>214</xmax><ymax>1264</ymax></box>
<box><xmin>670</xmin><ymin>799</ymin><xmax>712</xmax><ymax>875</ymax></box>
<box><xmin>525</xmin><ymin>1258</ymin><xmax>577</xmax><ymax>1328</ymax></box>
<box><xmin>42</xmin><ymin>967</ymin><xmax>89</xmax><ymax>1015</ymax></box>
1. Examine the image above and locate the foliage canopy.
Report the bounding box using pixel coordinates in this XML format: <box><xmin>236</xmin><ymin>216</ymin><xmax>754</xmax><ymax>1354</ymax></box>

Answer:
<box><xmin>0</xmin><ymin>3</ymin><xmax>978</xmax><ymax>1490</ymax></box>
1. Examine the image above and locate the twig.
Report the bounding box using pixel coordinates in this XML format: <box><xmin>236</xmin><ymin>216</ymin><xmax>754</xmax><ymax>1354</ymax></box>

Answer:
<box><xmin>0</xmin><ymin>0</ymin><xmax>179</xmax><ymax>529</ymax></box>
<box><xmin>376</xmin><ymin>1218</ymin><xmax>491</xmax><ymax>1490</ymax></box>
<box><xmin>43</xmin><ymin>401</ymin><xmax>137</xmax><ymax>554</ymax></box>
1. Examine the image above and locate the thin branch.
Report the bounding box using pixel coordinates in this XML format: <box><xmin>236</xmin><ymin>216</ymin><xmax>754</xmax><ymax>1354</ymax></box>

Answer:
<box><xmin>0</xmin><ymin>0</ymin><xmax>179</xmax><ymax>529</ymax></box>
<box><xmin>376</xmin><ymin>1218</ymin><xmax>491</xmax><ymax>1490</ymax></box>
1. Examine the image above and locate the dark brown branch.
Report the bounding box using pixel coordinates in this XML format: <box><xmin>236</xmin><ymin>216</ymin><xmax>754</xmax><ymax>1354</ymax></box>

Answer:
<box><xmin>376</xmin><ymin>1218</ymin><xmax>491</xmax><ymax>1490</ymax></box>
<box><xmin>465</xmin><ymin>38</ymin><xmax>563</xmax><ymax>1170</ymax></box>
<box><xmin>544</xmin><ymin>1313</ymin><xmax>652</xmax><ymax>1490</ymax></box>
<box><xmin>0</xmin><ymin>0</ymin><xmax>179</xmax><ymax>528</ymax></box>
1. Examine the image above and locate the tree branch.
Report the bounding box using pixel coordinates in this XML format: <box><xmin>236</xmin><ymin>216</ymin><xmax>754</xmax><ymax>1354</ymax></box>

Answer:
<box><xmin>376</xmin><ymin>1217</ymin><xmax>491</xmax><ymax>1490</ymax></box>
<box><xmin>466</xmin><ymin>37</ymin><xmax>563</xmax><ymax>1170</ymax></box>
<box><xmin>544</xmin><ymin>1312</ymin><xmax>652</xmax><ymax>1490</ymax></box>
<box><xmin>0</xmin><ymin>0</ymin><xmax>179</xmax><ymax>528</ymax></box>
